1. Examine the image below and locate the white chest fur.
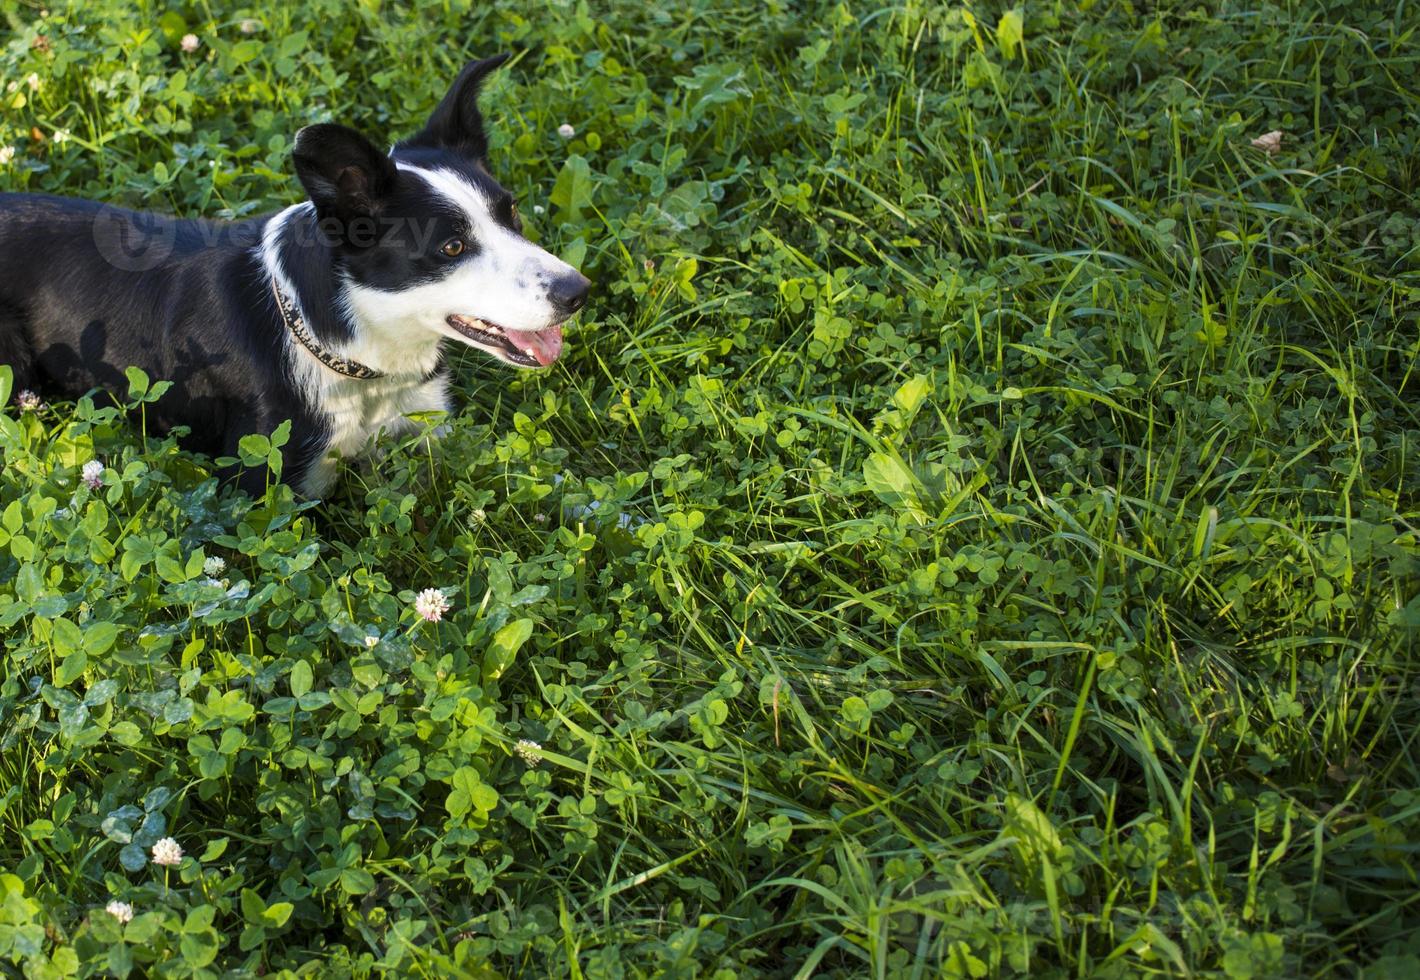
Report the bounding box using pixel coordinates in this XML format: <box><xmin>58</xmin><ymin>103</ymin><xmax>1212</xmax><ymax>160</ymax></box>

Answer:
<box><xmin>298</xmin><ymin>369</ymin><xmax>450</xmax><ymax>496</ymax></box>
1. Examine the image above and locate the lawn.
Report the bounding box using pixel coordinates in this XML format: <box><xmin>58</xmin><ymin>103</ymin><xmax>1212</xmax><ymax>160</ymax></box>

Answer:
<box><xmin>1</xmin><ymin>0</ymin><xmax>1418</xmax><ymax>976</ymax></box>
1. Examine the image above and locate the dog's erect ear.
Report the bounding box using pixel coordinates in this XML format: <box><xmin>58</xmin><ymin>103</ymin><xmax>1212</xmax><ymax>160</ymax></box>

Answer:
<box><xmin>402</xmin><ymin>54</ymin><xmax>511</xmax><ymax>157</ymax></box>
<box><xmin>292</xmin><ymin>124</ymin><xmax>398</xmax><ymax>223</ymax></box>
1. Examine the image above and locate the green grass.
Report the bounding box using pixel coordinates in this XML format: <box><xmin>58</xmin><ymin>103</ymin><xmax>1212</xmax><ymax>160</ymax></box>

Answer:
<box><xmin>1</xmin><ymin>0</ymin><xmax>1418</xmax><ymax>976</ymax></box>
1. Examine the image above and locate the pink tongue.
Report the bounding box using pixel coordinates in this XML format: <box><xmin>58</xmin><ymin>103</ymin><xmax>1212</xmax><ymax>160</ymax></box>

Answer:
<box><xmin>503</xmin><ymin>325</ymin><xmax>563</xmax><ymax>366</ymax></box>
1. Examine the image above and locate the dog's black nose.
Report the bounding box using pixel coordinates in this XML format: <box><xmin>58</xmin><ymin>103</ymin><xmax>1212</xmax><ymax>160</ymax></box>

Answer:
<box><xmin>549</xmin><ymin>272</ymin><xmax>591</xmax><ymax>316</ymax></box>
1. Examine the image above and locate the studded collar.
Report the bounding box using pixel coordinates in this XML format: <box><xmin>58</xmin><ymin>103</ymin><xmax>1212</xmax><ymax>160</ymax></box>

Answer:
<box><xmin>271</xmin><ymin>277</ymin><xmax>385</xmax><ymax>381</ymax></box>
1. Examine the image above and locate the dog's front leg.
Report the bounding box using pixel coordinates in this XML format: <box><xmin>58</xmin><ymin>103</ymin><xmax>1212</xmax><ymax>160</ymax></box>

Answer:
<box><xmin>364</xmin><ymin>374</ymin><xmax>453</xmax><ymax>482</ymax></box>
<box><xmin>382</xmin><ymin>373</ymin><xmax>453</xmax><ymax>444</ymax></box>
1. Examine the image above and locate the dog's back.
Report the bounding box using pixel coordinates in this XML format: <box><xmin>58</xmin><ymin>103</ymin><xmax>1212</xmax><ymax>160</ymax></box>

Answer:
<box><xmin>0</xmin><ymin>193</ymin><xmax>281</xmax><ymax>451</ymax></box>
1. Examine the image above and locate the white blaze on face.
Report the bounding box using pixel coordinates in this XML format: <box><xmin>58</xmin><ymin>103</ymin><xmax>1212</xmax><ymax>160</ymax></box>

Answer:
<box><xmin>342</xmin><ymin>162</ymin><xmax>580</xmax><ymax>368</ymax></box>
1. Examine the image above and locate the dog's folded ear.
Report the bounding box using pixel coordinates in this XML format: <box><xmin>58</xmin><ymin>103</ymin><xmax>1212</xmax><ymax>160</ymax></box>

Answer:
<box><xmin>401</xmin><ymin>53</ymin><xmax>511</xmax><ymax>158</ymax></box>
<box><xmin>292</xmin><ymin>124</ymin><xmax>398</xmax><ymax>227</ymax></box>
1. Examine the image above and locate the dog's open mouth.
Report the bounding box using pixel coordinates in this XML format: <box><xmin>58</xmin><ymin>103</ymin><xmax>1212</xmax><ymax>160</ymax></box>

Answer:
<box><xmin>446</xmin><ymin>314</ymin><xmax>563</xmax><ymax>368</ymax></box>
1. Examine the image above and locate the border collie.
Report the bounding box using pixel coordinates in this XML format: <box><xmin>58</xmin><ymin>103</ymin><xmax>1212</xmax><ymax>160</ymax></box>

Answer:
<box><xmin>0</xmin><ymin>54</ymin><xmax>588</xmax><ymax>496</ymax></box>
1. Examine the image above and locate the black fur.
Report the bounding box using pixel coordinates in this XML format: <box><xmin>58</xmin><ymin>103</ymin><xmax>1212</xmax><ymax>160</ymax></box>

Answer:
<box><xmin>0</xmin><ymin>195</ymin><xmax>319</xmax><ymax>493</ymax></box>
<box><xmin>400</xmin><ymin>54</ymin><xmax>510</xmax><ymax>160</ymax></box>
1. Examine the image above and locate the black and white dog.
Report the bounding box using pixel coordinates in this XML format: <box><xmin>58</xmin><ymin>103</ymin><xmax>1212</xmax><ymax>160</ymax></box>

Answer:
<box><xmin>0</xmin><ymin>54</ymin><xmax>588</xmax><ymax>495</ymax></box>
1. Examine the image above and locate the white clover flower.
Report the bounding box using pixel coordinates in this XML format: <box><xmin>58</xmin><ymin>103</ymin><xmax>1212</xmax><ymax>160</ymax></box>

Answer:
<box><xmin>0</xmin><ymin>146</ymin><xmax>15</xmax><ymax>165</ymax></box>
<box><xmin>557</xmin><ymin>123</ymin><xmax>575</xmax><ymax>139</ymax></box>
<box><xmin>104</xmin><ymin>900</ymin><xmax>134</xmax><ymax>923</ymax></box>
<box><xmin>1250</xmin><ymin>130</ymin><xmax>1283</xmax><ymax>155</ymax></box>
<box><xmin>515</xmin><ymin>739</ymin><xmax>543</xmax><ymax>766</ymax></box>
<box><xmin>25</xmin><ymin>72</ymin><xmax>40</xmax><ymax>91</ymax></box>
<box><xmin>413</xmin><ymin>588</ymin><xmax>450</xmax><ymax>623</ymax></box>
<box><xmin>239</xmin><ymin>19</ymin><xmax>261</xmax><ymax>34</ymax></box>
<box><xmin>363</xmin><ymin>635</ymin><xmax>380</xmax><ymax>649</ymax></box>
<box><xmin>180</xmin><ymin>34</ymin><xmax>200</xmax><ymax>53</ymax></box>
<box><xmin>5</xmin><ymin>81</ymin><xmax>17</xmax><ymax>94</ymax></box>
<box><xmin>81</xmin><ymin>460</ymin><xmax>104</xmax><ymax>490</ymax></box>
<box><xmin>52</xmin><ymin>128</ymin><xmax>70</xmax><ymax>144</ymax></box>
<box><xmin>16</xmin><ymin>388</ymin><xmax>40</xmax><ymax>409</ymax></box>
<box><xmin>532</xmin><ymin>204</ymin><xmax>545</xmax><ymax>215</ymax></box>
<box><xmin>150</xmin><ymin>837</ymin><xmax>183</xmax><ymax>866</ymax></box>
<box><xmin>203</xmin><ymin>556</ymin><xmax>226</xmax><ymax>577</ymax></box>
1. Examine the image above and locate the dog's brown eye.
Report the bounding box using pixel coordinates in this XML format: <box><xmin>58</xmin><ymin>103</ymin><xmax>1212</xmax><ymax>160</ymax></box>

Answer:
<box><xmin>441</xmin><ymin>238</ymin><xmax>465</xmax><ymax>257</ymax></box>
